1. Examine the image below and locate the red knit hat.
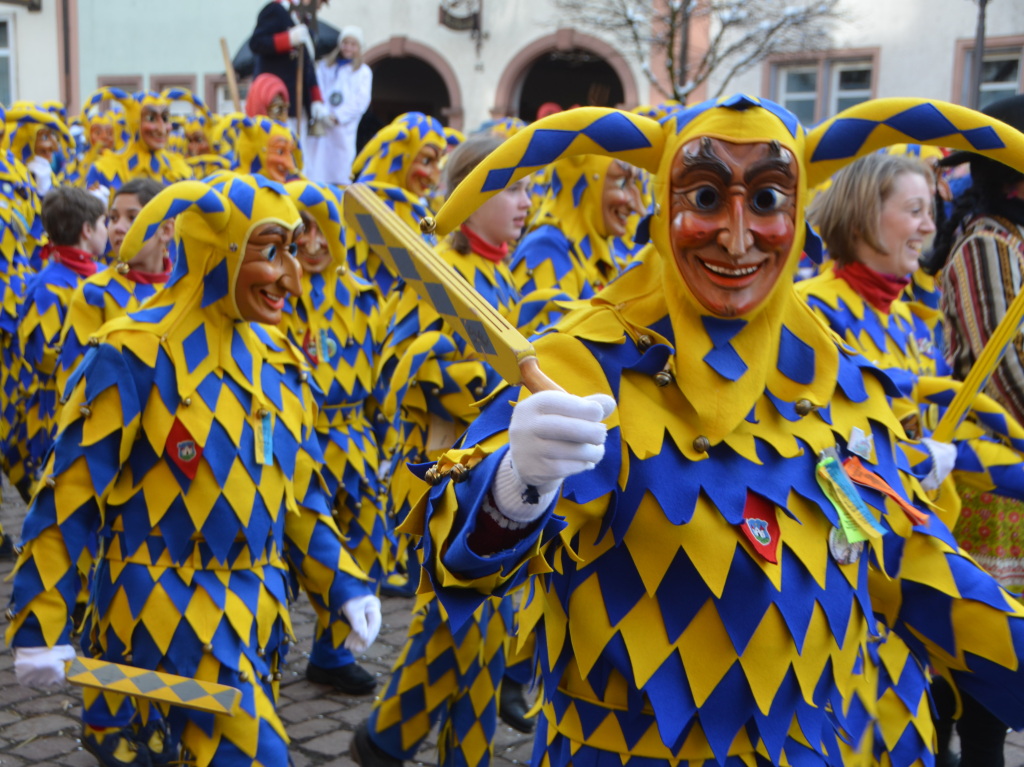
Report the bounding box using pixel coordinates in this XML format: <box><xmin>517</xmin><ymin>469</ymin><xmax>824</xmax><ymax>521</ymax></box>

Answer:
<box><xmin>245</xmin><ymin>73</ymin><xmax>289</xmax><ymax>117</ymax></box>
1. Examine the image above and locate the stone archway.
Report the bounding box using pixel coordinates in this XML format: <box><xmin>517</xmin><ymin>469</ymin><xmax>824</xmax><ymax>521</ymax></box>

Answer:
<box><xmin>363</xmin><ymin>36</ymin><xmax>465</xmax><ymax>131</ymax></box>
<box><xmin>492</xmin><ymin>29</ymin><xmax>639</xmax><ymax>120</ymax></box>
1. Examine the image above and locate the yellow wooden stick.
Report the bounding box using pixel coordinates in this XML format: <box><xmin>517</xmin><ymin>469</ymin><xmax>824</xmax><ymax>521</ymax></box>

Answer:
<box><xmin>66</xmin><ymin>657</ymin><xmax>241</xmax><ymax>716</ymax></box>
<box><xmin>931</xmin><ymin>287</ymin><xmax>1024</xmax><ymax>442</ymax></box>
<box><xmin>342</xmin><ymin>183</ymin><xmax>562</xmax><ymax>393</ymax></box>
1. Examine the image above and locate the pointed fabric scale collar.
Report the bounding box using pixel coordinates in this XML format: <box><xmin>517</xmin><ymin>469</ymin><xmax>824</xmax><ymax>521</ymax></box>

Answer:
<box><xmin>584</xmin><ymin>251</ymin><xmax>840</xmax><ymax>448</ymax></box>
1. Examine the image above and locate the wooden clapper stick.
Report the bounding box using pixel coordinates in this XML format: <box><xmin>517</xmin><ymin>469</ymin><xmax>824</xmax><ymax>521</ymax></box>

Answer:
<box><xmin>930</xmin><ymin>287</ymin><xmax>1024</xmax><ymax>443</ymax></box>
<box><xmin>343</xmin><ymin>183</ymin><xmax>562</xmax><ymax>394</ymax></box>
<box><xmin>65</xmin><ymin>657</ymin><xmax>241</xmax><ymax>716</ymax></box>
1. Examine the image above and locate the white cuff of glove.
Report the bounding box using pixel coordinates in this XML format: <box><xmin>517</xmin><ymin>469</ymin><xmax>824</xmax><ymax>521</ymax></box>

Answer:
<box><xmin>492</xmin><ymin>452</ymin><xmax>560</xmax><ymax>524</ymax></box>
<box><xmin>920</xmin><ymin>437</ymin><xmax>957</xmax><ymax>492</ymax></box>
<box><xmin>341</xmin><ymin>594</ymin><xmax>382</xmax><ymax>653</ymax></box>
<box><xmin>14</xmin><ymin>644</ymin><xmax>76</xmax><ymax>688</ymax></box>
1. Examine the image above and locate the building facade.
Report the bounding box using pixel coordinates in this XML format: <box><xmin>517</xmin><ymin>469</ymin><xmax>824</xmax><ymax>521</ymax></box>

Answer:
<box><xmin>0</xmin><ymin>0</ymin><xmax>1021</xmax><ymax>132</ymax></box>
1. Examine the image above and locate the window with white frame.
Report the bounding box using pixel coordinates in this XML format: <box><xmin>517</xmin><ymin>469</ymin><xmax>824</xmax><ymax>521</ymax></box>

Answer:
<box><xmin>956</xmin><ymin>36</ymin><xmax>1023</xmax><ymax>108</ymax></box>
<box><xmin>0</xmin><ymin>17</ymin><xmax>13</xmax><ymax>106</ymax></box>
<box><xmin>770</xmin><ymin>52</ymin><xmax>876</xmax><ymax>126</ymax></box>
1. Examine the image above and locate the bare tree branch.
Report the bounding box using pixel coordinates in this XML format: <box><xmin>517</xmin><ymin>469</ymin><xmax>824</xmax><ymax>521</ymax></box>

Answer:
<box><xmin>553</xmin><ymin>0</ymin><xmax>843</xmax><ymax>103</ymax></box>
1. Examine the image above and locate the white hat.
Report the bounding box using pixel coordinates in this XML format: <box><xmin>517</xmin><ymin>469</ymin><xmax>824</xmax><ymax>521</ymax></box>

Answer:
<box><xmin>340</xmin><ymin>26</ymin><xmax>364</xmax><ymax>48</ymax></box>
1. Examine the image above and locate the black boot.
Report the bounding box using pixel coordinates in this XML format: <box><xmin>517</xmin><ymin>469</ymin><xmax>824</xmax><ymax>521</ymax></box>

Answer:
<box><xmin>499</xmin><ymin>680</ymin><xmax>535</xmax><ymax>733</ymax></box>
<box><xmin>350</xmin><ymin>722</ymin><xmax>404</xmax><ymax>767</ymax></box>
<box><xmin>306</xmin><ymin>660</ymin><xmax>377</xmax><ymax>695</ymax></box>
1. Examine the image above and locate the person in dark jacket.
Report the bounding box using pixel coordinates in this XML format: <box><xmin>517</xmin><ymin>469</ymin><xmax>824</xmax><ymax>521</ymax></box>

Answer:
<box><xmin>248</xmin><ymin>0</ymin><xmax>330</xmax><ymax>127</ymax></box>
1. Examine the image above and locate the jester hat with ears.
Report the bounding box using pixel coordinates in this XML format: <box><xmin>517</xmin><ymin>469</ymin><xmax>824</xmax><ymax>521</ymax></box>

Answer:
<box><xmin>428</xmin><ymin>96</ymin><xmax>1024</xmax><ymax>440</ymax></box>
<box><xmin>432</xmin><ymin>96</ymin><xmax>1024</xmax><ymax>310</ymax></box>
<box><xmin>225</xmin><ymin>115</ymin><xmax>302</xmax><ymax>180</ymax></box>
<box><xmin>80</xmin><ymin>88</ymin><xmax>130</xmax><ymax>152</ymax></box>
<box><xmin>3</xmin><ymin>101</ymin><xmax>73</xmax><ymax>166</ymax></box>
<box><xmin>117</xmin><ymin>173</ymin><xmax>302</xmax><ymax>324</ymax></box>
<box><xmin>351</xmin><ymin>111</ymin><xmax>447</xmax><ymax>189</ymax></box>
<box><xmin>283</xmin><ymin>179</ymin><xmax>345</xmax><ymax>264</ymax></box>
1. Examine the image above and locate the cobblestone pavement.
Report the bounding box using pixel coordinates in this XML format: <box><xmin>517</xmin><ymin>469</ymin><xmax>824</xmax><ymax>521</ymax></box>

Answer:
<box><xmin>2</xmin><ymin>482</ymin><xmax>1024</xmax><ymax>767</ymax></box>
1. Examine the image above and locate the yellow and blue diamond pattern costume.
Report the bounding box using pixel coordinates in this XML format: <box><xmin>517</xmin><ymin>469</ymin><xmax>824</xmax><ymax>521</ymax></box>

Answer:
<box><xmin>279</xmin><ymin>180</ymin><xmax>394</xmax><ymax>668</ymax></box>
<box><xmin>86</xmin><ymin>89</ymin><xmax>194</xmax><ymax>194</ymax></box>
<box><xmin>366</xmin><ymin>228</ymin><xmax>524</xmax><ymax>767</ymax></box>
<box><xmin>350</xmin><ymin>112</ymin><xmax>447</xmax><ymax>297</ymax></box>
<box><xmin>403</xmin><ymin>97</ymin><xmax>1024</xmax><ymax>767</ymax></box>
<box><xmin>6</xmin><ymin>174</ymin><xmax>373</xmax><ymax>767</ymax></box>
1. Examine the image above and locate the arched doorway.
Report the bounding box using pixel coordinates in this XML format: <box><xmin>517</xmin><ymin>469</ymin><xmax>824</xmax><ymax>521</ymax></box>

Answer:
<box><xmin>493</xmin><ymin>29</ymin><xmax>639</xmax><ymax>122</ymax></box>
<box><xmin>518</xmin><ymin>50</ymin><xmax>624</xmax><ymax>121</ymax></box>
<box><xmin>360</xmin><ymin>36</ymin><xmax>463</xmax><ymax>150</ymax></box>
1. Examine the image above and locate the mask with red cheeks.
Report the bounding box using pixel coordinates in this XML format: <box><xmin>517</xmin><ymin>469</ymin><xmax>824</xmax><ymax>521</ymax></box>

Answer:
<box><xmin>668</xmin><ymin>137</ymin><xmax>797</xmax><ymax>318</ymax></box>
<box><xmin>264</xmin><ymin>136</ymin><xmax>296</xmax><ymax>182</ymax></box>
<box><xmin>140</xmin><ymin>106</ymin><xmax>170</xmax><ymax>151</ymax></box>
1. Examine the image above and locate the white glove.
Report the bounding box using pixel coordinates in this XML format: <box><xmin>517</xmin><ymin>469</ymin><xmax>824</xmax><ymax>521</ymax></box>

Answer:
<box><xmin>287</xmin><ymin>23</ymin><xmax>311</xmax><ymax>49</ymax></box>
<box><xmin>26</xmin><ymin>155</ymin><xmax>53</xmax><ymax>196</ymax></box>
<box><xmin>310</xmin><ymin>101</ymin><xmax>330</xmax><ymax>124</ymax></box>
<box><xmin>14</xmin><ymin>645</ymin><xmax>76</xmax><ymax>688</ymax></box>
<box><xmin>87</xmin><ymin>183</ymin><xmax>110</xmax><ymax>206</ymax></box>
<box><xmin>920</xmin><ymin>437</ymin><xmax>957</xmax><ymax>492</ymax></box>
<box><xmin>341</xmin><ymin>594</ymin><xmax>382</xmax><ymax>653</ymax></box>
<box><xmin>493</xmin><ymin>391</ymin><xmax>616</xmax><ymax>523</ymax></box>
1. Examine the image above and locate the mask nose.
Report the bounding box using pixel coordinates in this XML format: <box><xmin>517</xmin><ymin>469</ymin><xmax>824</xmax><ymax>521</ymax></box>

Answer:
<box><xmin>716</xmin><ymin>193</ymin><xmax>753</xmax><ymax>257</ymax></box>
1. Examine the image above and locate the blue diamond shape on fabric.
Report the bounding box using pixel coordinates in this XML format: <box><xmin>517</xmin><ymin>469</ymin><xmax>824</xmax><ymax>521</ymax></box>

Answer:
<box><xmin>810</xmin><ymin>118</ymin><xmax>879</xmax><ymax>162</ymax></box>
<box><xmin>962</xmin><ymin>125</ymin><xmax>1005</xmax><ymax>151</ymax></box>
<box><xmin>390</xmin><ymin>246</ymin><xmax>420</xmax><ymax>281</ymax></box>
<box><xmin>226</xmin><ymin>179</ymin><xmax>255</xmax><ymax>218</ymax></box>
<box><xmin>463</xmin><ymin>318</ymin><xmax>496</xmax><ymax>356</ymax></box>
<box><xmin>549</xmin><ymin>169</ymin><xmax>563</xmax><ymax>198</ymax></box>
<box><xmin>572</xmin><ymin>174</ymin><xmax>589</xmax><ymax>207</ymax></box>
<box><xmin>581</xmin><ymin>112</ymin><xmax>654</xmax><ymax>152</ymax></box>
<box><xmin>754</xmin><ymin>98</ymin><xmax>801</xmax><ymax>138</ymax></box>
<box><xmin>482</xmin><ymin>167</ymin><xmax>515</xmax><ymax>193</ymax></box>
<box><xmin>356</xmin><ymin>213</ymin><xmax>385</xmax><ymax>245</ymax></box>
<box><xmin>883</xmin><ymin>104</ymin><xmax>958</xmax><ymax>141</ymax></box>
<box><xmin>425</xmin><ymin>281</ymin><xmax>457</xmax><ymax>317</ymax></box>
<box><xmin>519</xmin><ymin>129</ymin><xmax>578</xmax><ymax>167</ymax></box>
<box><xmin>389</xmin><ymin>154</ymin><xmax>404</xmax><ymax>175</ymax></box>
<box><xmin>666</xmin><ymin>98</ymin><xmax>717</xmax><ymax>134</ymax></box>
<box><xmin>777</xmin><ymin>325</ymin><xmax>815</xmax><ymax>384</ymax></box>
<box><xmin>201</xmin><ymin>258</ymin><xmax>229</xmax><ymax>308</ymax></box>
<box><xmin>181</xmin><ymin>324</ymin><xmax>209</xmax><ymax>374</ymax></box>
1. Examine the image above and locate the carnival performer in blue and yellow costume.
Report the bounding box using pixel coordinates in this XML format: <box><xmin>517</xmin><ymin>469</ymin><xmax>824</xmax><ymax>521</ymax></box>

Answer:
<box><xmin>394</xmin><ymin>97</ymin><xmax>1024</xmax><ymax>767</ymax></box>
<box><xmin>510</xmin><ymin>151</ymin><xmax>642</xmax><ymax>302</ymax></box>
<box><xmin>4</xmin><ymin>101</ymin><xmax>74</xmax><ymax>199</ymax></box>
<box><xmin>796</xmin><ymin>150</ymin><xmax>1024</xmax><ymax>767</ymax></box>
<box><xmin>163</xmin><ymin>87</ymin><xmax>232</xmax><ymax>181</ymax></box>
<box><xmin>6</xmin><ymin>173</ymin><xmax>382</xmax><ymax>767</ymax></box>
<box><xmin>86</xmin><ymin>88</ymin><xmax>194</xmax><ymax>198</ymax></box>
<box><xmin>16</xmin><ymin>187</ymin><xmax>108</xmax><ymax>490</ymax></box>
<box><xmin>351</xmin><ymin>134</ymin><xmax>531</xmax><ymax>767</ymax></box>
<box><xmin>349</xmin><ymin>112</ymin><xmax>447</xmax><ymax>297</ymax></box>
<box><xmin>225</xmin><ymin>115</ymin><xmax>302</xmax><ymax>185</ymax></box>
<box><xmin>56</xmin><ymin>178</ymin><xmax>174</xmax><ymax>397</ymax></box>
<box><xmin>279</xmin><ymin>178</ymin><xmax>394</xmax><ymax>695</ymax></box>
<box><xmin>65</xmin><ymin>91</ymin><xmax>128</xmax><ymax>188</ymax></box>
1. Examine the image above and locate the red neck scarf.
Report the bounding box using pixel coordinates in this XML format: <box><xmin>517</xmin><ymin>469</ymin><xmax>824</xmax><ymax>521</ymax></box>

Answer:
<box><xmin>461</xmin><ymin>224</ymin><xmax>508</xmax><ymax>263</ymax></box>
<box><xmin>834</xmin><ymin>261</ymin><xmax>911</xmax><ymax>314</ymax></box>
<box><xmin>49</xmin><ymin>245</ymin><xmax>98</xmax><ymax>278</ymax></box>
<box><xmin>125</xmin><ymin>256</ymin><xmax>172</xmax><ymax>285</ymax></box>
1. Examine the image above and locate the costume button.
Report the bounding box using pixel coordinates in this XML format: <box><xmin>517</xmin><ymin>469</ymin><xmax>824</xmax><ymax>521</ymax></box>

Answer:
<box><xmin>4</xmin><ymin>608</ymin><xmax>15</xmax><ymax>621</ymax></box>
<box><xmin>473</xmin><ymin>386</ymin><xmax>484</xmax><ymax>397</ymax></box>
<box><xmin>87</xmin><ymin>337</ymin><xmax>100</xmax><ymax>347</ymax></box>
<box><xmin>692</xmin><ymin>435</ymin><xmax>711</xmax><ymax>453</ymax></box>
<box><xmin>449</xmin><ymin>463</ymin><xmax>469</xmax><ymax>483</ymax></box>
<box><xmin>424</xmin><ymin>464</ymin><xmax>444</xmax><ymax>485</ymax></box>
<box><xmin>273</xmin><ymin>671</ymin><xmax>283</xmax><ymax>681</ymax></box>
<box><xmin>44</xmin><ymin>476</ymin><xmax>56</xmax><ymax>488</ymax></box>
<box><xmin>299</xmin><ymin>371</ymin><xmax>308</xmax><ymax>382</ymax></box>
<box><xmin>257</xmin><ymin>646</ymin><xmax>265</xmax><ymax>657</ymax></box>
<box><xmin>203</xmin><ymin>643</ymin><xmax>214</xmax><ymax>653</ymax></box>
<box><xmin>79</xmin><ymin>405</ymin><xmax>92</xmax><ymax>417</ymax></box>
<box><xmin>336</xmin><ymin>265</ymin><xmax>347</xmax><ymax>275</ymax></box>
<box><xmin>239</xmin><ymin>671</ymin><xmax>250</xmax><ymax>682</ymax></box>
<box><xmin>653</xmin><ymin>369</ymin><xmax>673</xmax><ymax>387</ymax></box>
<box><xmin>637</xmin><ymin>334</ymin><xmax>653</xmax><ymax>350</ymax></box>
<box><xmin>256</xmin><ymin>408</ymin><xmax>269</xmax><ymax>418</ymax></box>
<box><xmin>409</xmin><ymin>378</ymin><xmax>418</xmax><ymax>387</ymax></box>
<box><xmin>795</xmin><ymin>399</ymin><xmax>815</xmax><ymax>416</ymax></box>
<box><xmin>123</xmin><ymin>653</ymin><xmax>133</xmax><ymax>663</ymax></box>
<box><xmin>182</xmin><ymin>397</ymin><xmax>192</xmax><ymax>407</ymax></box>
